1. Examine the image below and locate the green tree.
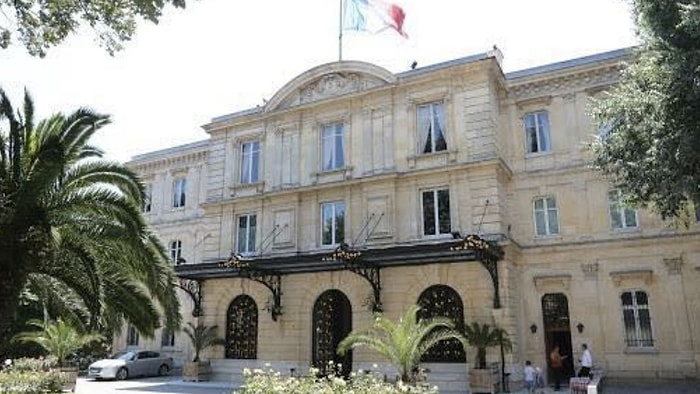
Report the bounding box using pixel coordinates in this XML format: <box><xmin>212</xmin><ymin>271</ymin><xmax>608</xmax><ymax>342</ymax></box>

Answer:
<box><xmin>337</xmin><ymin>305</ymin><xmax>465</xmax><ymax>384</ymax></box>
<box><xmin>12</xmin><ymin>318</ymin><xmax>102</xmax><ymax>367</ymax></box>
<box><xmin>0</xmin><ymin>88</ymin><xmax>181</xmax><ymax>355</ymax></box>
<box><xmin>591</xmin><ymin>0</ymin><xmax>700</xmax><ymax>219</ymax></box>
<box><xmin>0</xmin><ymin>0</ymin><xmax>188</xmax><ymax>57</ymax></box>
<box><xmin>182</xmin><ymin>322</ymin><xmax>225</xmax><ymax>362</ymax></box>
<box><xmin>462</xmin><ymin>322</ymin><xmax>511</xmax><ymax>369</ymax></box>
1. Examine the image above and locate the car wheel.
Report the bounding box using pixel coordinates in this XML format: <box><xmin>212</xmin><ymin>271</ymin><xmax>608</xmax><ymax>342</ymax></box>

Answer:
<box><xmin>116</xmin><ymin>367</ymin><xmax>128</xmax><ymax>380</ymax></box>
<box><xmin>158</xmin><ymin>364</ymin><xmax>170</xmax><ymax>376</ymax></box>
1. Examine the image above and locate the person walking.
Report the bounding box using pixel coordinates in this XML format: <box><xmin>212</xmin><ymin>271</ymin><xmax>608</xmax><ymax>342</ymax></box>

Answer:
<box><xmin>549</xmin><ymin>345</ymin><xmax>567</xmax><ymax>391</ymax></box>
<box><xmin>523</xmin><ymin>360</ymin><xmax>536</xmax><ymax>394</ymax></box>
<box><xmin>578</xmin><ymin>343</ymin><xmax>593</xmax><ymax>378</ymax></box>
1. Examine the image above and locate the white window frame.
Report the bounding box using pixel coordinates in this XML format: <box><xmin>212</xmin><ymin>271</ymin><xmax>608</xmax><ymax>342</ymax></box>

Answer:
<box><xmin>533</xmin><ymin>196</ymin><xmax>559</xmax><ymax>236</ymax></box>
<box><xmin>240</xmin><ymin>141</ymin><xmax>260</xmax><ymax>184</ymax></box>
<box><xmin>237</xmin><ymin>213</ymin><xmax>257</xmax><ymax>255</ymax></box>
<box><xmin>142</xmin><ymin>183</ymin><xmax>152</xmax><ymax>213</ymax></box>
<box><xmin>524</xmin><ymin>111</ymin><xmax>551</xmax><ymax>154</ymax></box>
<box><xmin>621</xmin><ymin>290</ymin><xmax>654</xmax><ymax>348</ymax></box>
<box><xmin>170</xmin><ymin>240</ymin><xmax>182</xmax><ymax>264</ymax></box>
<box><xmin>608</xmin><ymin>189</ymin><xmax>638</xmax><ymax>230</ymax></box>
<box><xmin>417</xmin><ymin>101</ymin><xmax>447</xmax><ymax>154</ymax></box>
<box><xmin>321</xmin><ymin>201</ymin><xmax>345</xmax><ymax>246</ymax></box>
<box><xmin>421</xmin><ymin>188</ymin><xmax>451</xmax><ymax>237</ymax></box>
<box><xmin>173</xmin><ymin>177</ymin><xmax>186</xmax><ymax>208</ymax></box>
<box><xmin>321</xmin><ymin>123</ymin><xmax>345</xmax><ymax>171</ymax></box>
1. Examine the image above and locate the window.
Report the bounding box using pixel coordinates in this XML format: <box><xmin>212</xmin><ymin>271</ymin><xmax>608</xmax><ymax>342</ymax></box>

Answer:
<box><xmin>237</xmin><ymin>214</ymin><xmax>257</xmax><ymax>255</ymax></box>
<box><xmin>160</xmin><ymin>330</ymin><xmax>175</xmax><ymax>347</ymax></box>
<box><xmin>417</xmin><ymin>285</ymin><xmax>466</xmax><ymax>362</ymax></box>
<box><xmin>321</xmin><ymin>202</ymin><xmax>345</xmax><ymax>245</ymax></box>
<box><xmin>226</xmin><ymin>295</ymin><xmax>258</xmax><ymax>359</ymax></box>
<box><xmin>142</xmin><ymin>184</ymin><xmax>152</xmax><ymax>213</ymax></box>
<box><xmin>534</xmin><ymin>197</ymin><xmax>559</xmax><ymax>236</ymax></box>
<box><xmin>524</xmin><ymin>111</ymin><xmax>551</xmax><ymax>154</ymax></box>
<box><xmin>173</xmin><ymin>178</ymin><xmax>186</xmax><ymax>208</ymax></box>
<box><xmin>621</xmin><ymin>290</ymin><xmax>654</xmax><ymax>347</ymax></box>
<box><xmin>422</xmin><ymin>189</ymin><xmax>451</xmax><ymax>236</ymax></box>
<box><xmin>170</xmin><ymin>240</ymin><xmax>182</xmax><ymax>264</ymax></box>
<box><xmin>240</xmin><ymin>141</ymin><xmax>260</xmax><ymax>184</ymax></box>
<box><xmin>608</xmin><ymin>189</ymin><xmax>637</xmax><ymax>229</ymax></box>
<box><xmin>321</xmin><ymin>123</ymin><xmax>345</xmax><ymax>171</ymax></box>
<box><xmin>694</xmin><ymin>199</ymin><xmax>700</xmax><ymax>222</ymax></box>
<box><xmin>126</xmin><ymin>326</ymin><xmax>139</xmax><ymax>346</ymax></box>
<box><xmin>417</xmin><ymin>101</ymin><xmax>447</xmax><ymax>154</ymax></box>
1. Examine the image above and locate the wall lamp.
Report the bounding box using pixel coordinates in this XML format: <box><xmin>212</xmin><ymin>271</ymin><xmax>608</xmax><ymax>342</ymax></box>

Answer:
<box><xmin>577</xmin><ymin>322</ymin><xmax>585</xmax><ymax>334</ymax></box>
<box><xmin>530</xmin><ymin>324</ymin><xmax>538</xmax><ymax>334</ymax></box>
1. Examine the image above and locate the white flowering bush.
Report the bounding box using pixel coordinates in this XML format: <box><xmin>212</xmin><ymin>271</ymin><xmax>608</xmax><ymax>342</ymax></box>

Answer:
<box><xmin>234</xmin><ymin>364</ymin><xmax>439</xmax><ymax>394</ymax></box>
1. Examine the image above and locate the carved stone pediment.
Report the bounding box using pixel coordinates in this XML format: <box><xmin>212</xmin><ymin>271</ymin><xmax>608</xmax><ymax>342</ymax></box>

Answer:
<box><xmin>277</xmin><ymin>72</ymin><xmax>386</xmax><ymax>110</ymax></box>
<box><xmin>610</xmin><ymin>269</ymin><xmax>653</xmax><ymax>287</ymax></box>
<box><xmin>534</xmin><ymin>274</ymin><xmax>571</xmax><ymax>292</ymax></box>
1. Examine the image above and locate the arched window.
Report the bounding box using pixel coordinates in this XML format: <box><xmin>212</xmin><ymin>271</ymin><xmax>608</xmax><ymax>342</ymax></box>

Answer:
<box><xmin>226</xmin><ymin>294</ymin><xmax>258</xmax><ymax>359</ymax></box>
<box><xmin>417</xmin><ymin>285</ymin><xmax>466</xmax><ymax>362</ymax></box>
<box><xmin>312</xmin><ymin>289</ymin><xmax>352</xmax><ymax>377</ymax></box>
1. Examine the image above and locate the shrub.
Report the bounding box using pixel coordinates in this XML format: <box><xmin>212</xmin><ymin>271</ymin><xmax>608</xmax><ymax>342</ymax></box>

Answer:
<box><xmin>234</xmin><ymin>364</ymin><xmax>439</xmax><ymax>394</ymax></box>
<box><xmin>0</xmin><ymin>368</ymin><xmax>64</xmax><ymax>393</ymax></box>
<box><xmin>11</xmin><ymin>357</ymin><xmax>55</xmax><ymax>372</ymax></box>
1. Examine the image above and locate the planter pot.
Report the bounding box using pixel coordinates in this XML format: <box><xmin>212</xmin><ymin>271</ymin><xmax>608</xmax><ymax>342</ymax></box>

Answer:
<box><xmin>59</xmin><ymin>366</ymin><xmax>79</xmax><ymax>392</ymax></box>
<box><xmin>183</xmin><ymin>360</ymin><xmax>211</xmax><ymax>382</ymax></box>
<box><xmin>469</xmin><ymin>366</ymin><xmax>498</xmax><ymax>394</ymax></box>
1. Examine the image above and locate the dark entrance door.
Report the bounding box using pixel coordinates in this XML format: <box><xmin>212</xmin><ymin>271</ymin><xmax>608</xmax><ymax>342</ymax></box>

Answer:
<box><xmin>541</xmin><ymin>293</ymin><xmax>574</xmax><ymax>381</ymax></box>
<box><xmin>312</xmin><ymin>289</ymin><xmax>352</xmax><ymax>377</ymax></box>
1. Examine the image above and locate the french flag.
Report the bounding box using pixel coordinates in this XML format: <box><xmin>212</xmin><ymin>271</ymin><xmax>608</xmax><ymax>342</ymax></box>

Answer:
<box><xmin>343</xmin><ymin>0</ymin><xmax>408</xmax><ymax>38</ymax></box>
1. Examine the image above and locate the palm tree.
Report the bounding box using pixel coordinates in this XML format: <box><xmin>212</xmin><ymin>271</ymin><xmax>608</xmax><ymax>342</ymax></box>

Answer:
<box><xmin>0</xmin><ymin>88</ymin><xmax>181</xmax><ymax>353</ymax></box>
<box><xmin>12</xmin><ymin>318</ymin><xmax>102</xmax><ymax>367</ymax></box>
<box><xmin>462</xmin><ymin>322</ymin><xmax>512</xmax><ymax>369</ymax></box>
<box><xmin>182</xmin><ymin>322</ymin><xmax>226</xmax><ymax>362</ymax></box>
<box><xmin>337</xmin><ymin>304</ymin><xmax>465</xmax><ymax>384</ymax></box>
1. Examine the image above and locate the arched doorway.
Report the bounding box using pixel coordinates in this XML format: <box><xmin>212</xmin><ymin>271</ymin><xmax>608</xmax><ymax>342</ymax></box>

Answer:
<box><xmin>541</xmin><ymin>293</ymin><xmax>574</xmax><ymax>380</ymax></box>
<box><xmin>312</xmin><ymin>289</ymin><xmax>352</xmax><ymax>377</ymax></box>
<box><xmin>226</xmin><ymin>294</ymin><xmax>258</xmax><ymax>359</ymax></box>
<box><xmin>417</xmin><ymin>284</ymin><xmax>466</xmax><ymax>362</ymax></box>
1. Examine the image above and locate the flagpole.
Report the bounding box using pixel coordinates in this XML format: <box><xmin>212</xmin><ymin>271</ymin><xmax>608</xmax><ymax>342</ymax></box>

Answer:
<box><xmin>339</xmin><ymin>0</ymin><xmax>343</xmax><ymax>61</ymax></box>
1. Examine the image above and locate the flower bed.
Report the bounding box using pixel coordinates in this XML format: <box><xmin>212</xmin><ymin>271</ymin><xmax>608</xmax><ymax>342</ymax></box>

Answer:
<box><xmin>0</xmin><ymin>358</ymin><xmax>64</xmax><ymax>394</ymax></box>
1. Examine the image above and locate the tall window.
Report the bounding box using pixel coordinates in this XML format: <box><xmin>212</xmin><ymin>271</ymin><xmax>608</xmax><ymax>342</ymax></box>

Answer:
<box><xmin>237</xmin><ymin>214</ymin><xmax>257</xmax><ymax>255</ymax></box>
<box><xmin>694</xmin><ymin>199</ymin><xmax>700</xmax><ymax>222</ymax></box>
<box><xmin>173</xmin><ymin>178</ymin><xmax>186</xmax><ymax>208</ymax></box>
<box><xmin>240</xmin><ymin>141</ymin><xmax>260</xmax><ymax>184</ymax></box>
<box><xmin>170</xmin><ymin>240</ymin><xmax>182</xmax><ymax>264</ymax></box>
<box><xmin>609</xmin><ymin>189</ymin><xmax>637</xmax><ymax>229</ymax></box>
<box><xmin>322</xmin><ymin>123</ymin><xmax>345</xmax><ymax>171</ymax></box>
<box><xmin>321</xmin><ymin>202</ymin><xmax>345</xmax><ymax>245</ymax></box>
<box><xmin>160</xmin><ymin>329</ymin><xmax>175</xmax><ymax>347</ymax></box>
<box><xmin>621</xmin><ymin>290</ymin><xmax>654</xmax><ymax>347</ymax></box>
<box><xmin>417</xmin><ymin>101</ymin><xmax>447</xmax><ymax>154</ymax></box>
<box><xmin>126</xmin><ymin>326</ymin><xmax>139</xmax><ymax>346</ymax></box>
<box><xmin>534</xmin><ymin>197</ymin><xmax>559</xmax><ymax>236</ymax></box>
<box><xmin>142</xmin><ymin>184</ymin><xmax>152</xmax><ymax>213</ymax></box>
<box><xmin>524</xmin><ymin>111</ymin><xmax>551</xmax><ymax>154</ymax></box>
<box><xmin>422</xmin><ymin>189</ymin><xmax>451</xmax><ymax>236</ymax></box>
<box><xmin>417</xmin><ymin>285</ymin><xmax>465</xmax><ymax>362</ymax></box>
<box><xmin>226</xmin><ymin>295</ymin><xmax>258</xmax><ymax>359</ymax></box>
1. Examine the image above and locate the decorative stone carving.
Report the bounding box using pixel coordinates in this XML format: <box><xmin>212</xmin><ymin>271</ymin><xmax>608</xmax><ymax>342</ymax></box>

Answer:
<box><xmin>581</xmin><ymin>262</ymin><xmax>599</xmax><ymax>280</ymax></box>
<box><xmin>610</xmin><ymin>269</ymin><xmax>653</xmax><ymax>287</ymax></box>
<box><xmin>534</xmin><ymin>274</ymin><xmax>571</xmax><ymax>292</ymax></box>
<box><xmin>663</xmin><ymin>257</ymin><xmax>683</xmax><ymax>275</ymax></box>
<box><xmin>276</xmin><ymin>73</ymin><xmax>385</xmax><ymax>110</ymax></box>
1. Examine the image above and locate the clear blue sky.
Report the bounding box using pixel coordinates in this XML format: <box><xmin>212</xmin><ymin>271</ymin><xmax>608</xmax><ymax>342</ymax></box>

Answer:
<box><xmin>0</xmin><ymin>0</ymin><xmax>638</xmax><ymax>162</ymax></box>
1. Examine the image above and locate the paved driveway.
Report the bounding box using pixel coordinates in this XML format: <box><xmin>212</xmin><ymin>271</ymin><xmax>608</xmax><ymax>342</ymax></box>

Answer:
<box><xmin>75</xmin><ymin>376</ymin><xmax>238</xmax><ymax>394</ymax></box>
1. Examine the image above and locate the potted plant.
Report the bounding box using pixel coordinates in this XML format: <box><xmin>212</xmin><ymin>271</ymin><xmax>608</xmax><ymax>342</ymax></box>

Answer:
<box><xmin>12</xmin><ymin>318</ymin><xmax>102</xmax><ymax>392</ymax></box>
<box><xmin>462</xmin><ymin>322</ymin><xmax>512</xmax><ymax>394</ymax></box>
<box><xmin>337</xmin><ymin>304</ymin><xmax>465</xmax><ymax>385</ymax></box>
<box><xmin>182</xmin><ymin>322</ymin><xmax>225</xmax><ymax>382</ymax></box>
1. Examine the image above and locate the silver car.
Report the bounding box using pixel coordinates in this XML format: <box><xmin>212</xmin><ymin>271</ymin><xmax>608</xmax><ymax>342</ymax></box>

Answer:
<box><xmin>88</xmin><ymin>350</ymin><xmax>173</xmax><ymax>380</ymax></box>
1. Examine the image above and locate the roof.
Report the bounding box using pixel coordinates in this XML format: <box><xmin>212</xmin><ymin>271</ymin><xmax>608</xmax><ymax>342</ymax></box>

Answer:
<box><xmin>505</xmin><ymin>47</ymin><xmax>633</xmax><ymax>80</ymax></box>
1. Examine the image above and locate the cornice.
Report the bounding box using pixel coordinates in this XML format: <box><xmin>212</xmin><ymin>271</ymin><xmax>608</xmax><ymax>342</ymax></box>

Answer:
<box><xmin>129</xmin><ymin>149</ymin><xmax>208</xmax><ymax>174</ymax></box>
<box><xmin>508</xmin><ymin>64</ymin><xmax>622</xmax><ymax>102</ymax></box>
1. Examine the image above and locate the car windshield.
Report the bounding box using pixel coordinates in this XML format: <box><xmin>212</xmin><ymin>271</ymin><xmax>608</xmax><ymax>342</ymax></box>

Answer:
<box><xmin>111</xmin><ymin>351</ymin><xmax>135</xmax><ymax>361</ymax></box>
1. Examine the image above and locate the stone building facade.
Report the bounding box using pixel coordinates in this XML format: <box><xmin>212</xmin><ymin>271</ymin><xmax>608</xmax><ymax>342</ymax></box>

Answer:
<box><xmin>118</xmin><ymin>48</ymin><xmax>700</xmax><ymax>390</ymax></box>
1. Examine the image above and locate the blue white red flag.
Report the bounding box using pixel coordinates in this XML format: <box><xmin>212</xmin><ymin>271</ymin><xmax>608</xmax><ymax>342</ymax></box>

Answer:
<box><xmin>343</xmin><ymin>0</ymin><xmax>408</xmax><ymax>38</ymax></box>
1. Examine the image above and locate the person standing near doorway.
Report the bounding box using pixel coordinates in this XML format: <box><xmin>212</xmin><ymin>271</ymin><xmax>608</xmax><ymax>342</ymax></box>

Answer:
<box><xmin>578</xmin><ymin>343</ymin><xmax>592</xmax><ymax>378</ymax></box>
<box><xmin>549</xmin><ymin>344</ymin><xmax>567</xmax><ymax>391</ymax></box>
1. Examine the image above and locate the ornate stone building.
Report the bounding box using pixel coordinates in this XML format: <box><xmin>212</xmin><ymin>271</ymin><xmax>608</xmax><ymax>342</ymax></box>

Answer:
<box><xmin>118</xmin><ymin>48</ymin><xmax>700</xmax><ymax>391</ymax></box>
